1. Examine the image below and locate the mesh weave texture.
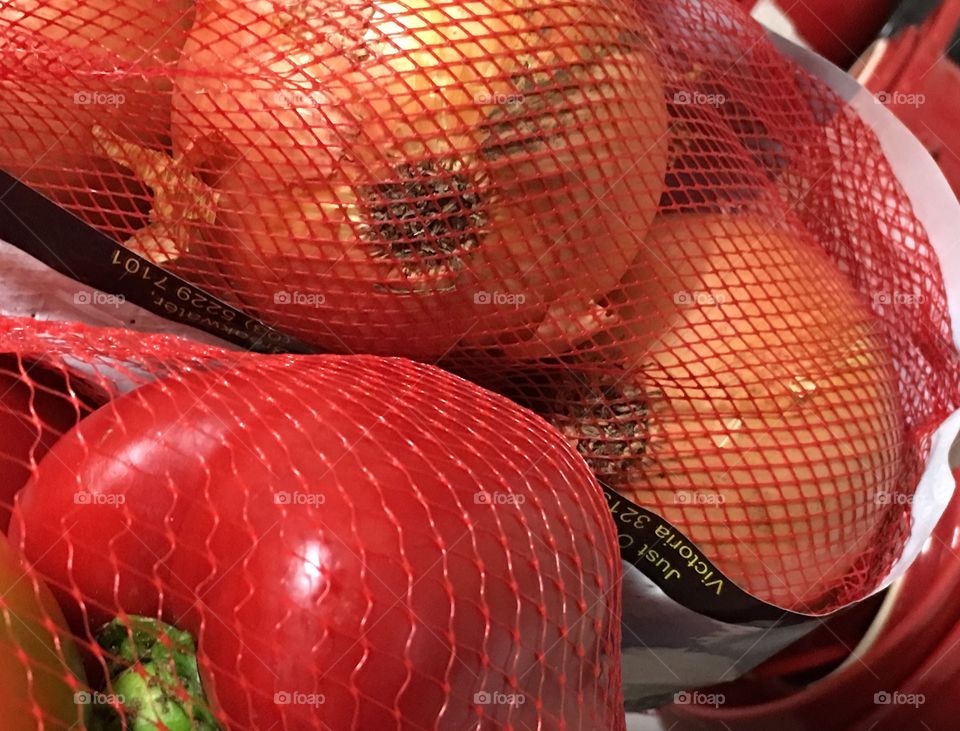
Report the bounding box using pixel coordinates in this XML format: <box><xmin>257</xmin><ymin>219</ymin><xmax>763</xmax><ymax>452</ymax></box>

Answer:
<box><xmin>0</xmin><ymin>318</ymin><xmax>624</xmax><ymax>730</ymax></box>
<box><xmin>0</xmin><ymin>0</ymin><xmax>958</xmax><ymax>724</ymax></box>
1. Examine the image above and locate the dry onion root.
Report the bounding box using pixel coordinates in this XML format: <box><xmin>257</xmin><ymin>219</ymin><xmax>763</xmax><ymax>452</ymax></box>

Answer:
<box><xmin>166</xmin><ymin>0</ymin><xmax>668</xmax><ymax>358</ymax></box>
<box><xmin>539</xmin><ymin>213</ymin><xmax>903</xmax><ymax>609</ymax></box>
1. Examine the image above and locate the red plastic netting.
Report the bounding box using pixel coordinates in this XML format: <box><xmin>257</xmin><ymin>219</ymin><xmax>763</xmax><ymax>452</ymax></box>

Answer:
<box><xmin>1</xmin><ymin>0</ymin><xmax>959</xmax><ymax>717</ymax></box>
<box><xmin>0</xmin><ymin>317</ymin><xmax>623</xmax><ymax>730</ymax></box>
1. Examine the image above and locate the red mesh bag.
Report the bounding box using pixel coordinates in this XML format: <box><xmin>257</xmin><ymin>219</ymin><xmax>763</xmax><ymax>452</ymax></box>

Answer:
<box><xmin>0</xmin><ymin>0</ymin><xmax>958</xmax><ymax>698</ymax></box>
<box><xmin>0</xmin><ymin>316</ymin><xmax>624</xmax><ymax>729</ymax></box>
<box><xmin>0</xmin><ymin>1</ymin><xmax>194</xmax><ymax>232</ymax></box>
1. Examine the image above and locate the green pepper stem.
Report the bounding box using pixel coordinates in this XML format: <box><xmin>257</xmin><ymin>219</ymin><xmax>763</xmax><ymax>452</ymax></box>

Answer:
<box><xmin>89</xmin><ymin>616</ymin><xmax>221</xmax><ymax>731</ymax></box>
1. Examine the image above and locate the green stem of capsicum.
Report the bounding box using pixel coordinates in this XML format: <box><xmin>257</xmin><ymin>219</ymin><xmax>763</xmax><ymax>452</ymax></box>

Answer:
<box><xmin>89</xmin><ymin>616</ymin><xmax>221</xmax><ymax>731</ymax></box>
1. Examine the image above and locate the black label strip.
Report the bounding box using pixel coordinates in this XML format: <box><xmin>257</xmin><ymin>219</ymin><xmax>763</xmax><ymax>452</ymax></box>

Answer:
<box><xmin>0</xmin><ymin>170</ymin><xmax>317</xmax><ymax>356</ymax></box>
<box><xmin>881</xmin><ymin>0</ymin><xmax>943</xmax><ymax>39</ymax></box>
<box><xmin>601</xmin><ymin>484</ymin><xmax>814</xmax><ymax>625</ymax></box>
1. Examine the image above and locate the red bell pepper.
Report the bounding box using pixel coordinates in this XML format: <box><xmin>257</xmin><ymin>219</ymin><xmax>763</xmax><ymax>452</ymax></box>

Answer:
<box><xmin>12</xmin><ymin>356</ymin><xmax>624</xmax><ymax>730</ymax></box>
<box><xmin>0</xmin><ymin>357</ymin><xmax>100</xmax><ymax>532</ymax></box>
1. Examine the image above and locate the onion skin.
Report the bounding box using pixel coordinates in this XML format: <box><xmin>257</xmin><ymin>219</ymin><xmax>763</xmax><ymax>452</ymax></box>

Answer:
<box><xmin>172</xmin><ymin>0</ymin><xmax>668</xmax><ymax>358</ymax></box>
<box><xmin>0</xmin><ymin>0</ymin><xmax>194</xmax><ymax>232</ymax></box>
<box><xmin>549</xmin><ymin>213</ymin><xmax>903</xmax><ymax>609</ymax></box>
